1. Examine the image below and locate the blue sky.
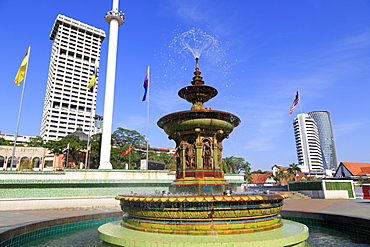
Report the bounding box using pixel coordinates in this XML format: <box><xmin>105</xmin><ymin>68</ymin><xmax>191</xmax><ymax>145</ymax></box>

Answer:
<box><xmin>1</xmin><ymin>0</ymin><xmax>370</xmax><ymax>171</ymax></box>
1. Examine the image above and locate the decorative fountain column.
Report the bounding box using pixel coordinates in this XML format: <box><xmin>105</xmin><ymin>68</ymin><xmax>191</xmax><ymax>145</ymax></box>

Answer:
<box><xmin>99</xmin><ymin>57</ymin><xmax>309</xmax><ymax>247</ymax></box>
<box><xmin>157</xmin><ymin>57</ymin><xmax>240</xmax><ymax>195</ymax></box>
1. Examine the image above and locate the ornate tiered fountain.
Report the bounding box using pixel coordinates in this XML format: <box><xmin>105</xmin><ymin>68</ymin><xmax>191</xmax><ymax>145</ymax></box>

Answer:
<box><xmin>98</xmin><ymin>56</ymin><xmax>309</xmax><ymax>246</ymax></box>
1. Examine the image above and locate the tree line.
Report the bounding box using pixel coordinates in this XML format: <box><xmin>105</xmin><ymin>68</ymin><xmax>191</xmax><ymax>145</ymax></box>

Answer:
<box><xmin>0</xmin><ymin>127</ymin><xmax>253</xmax><ymax>174</ymax></box>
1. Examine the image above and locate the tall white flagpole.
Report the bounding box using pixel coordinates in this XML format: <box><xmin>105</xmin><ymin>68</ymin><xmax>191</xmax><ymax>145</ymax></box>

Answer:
<box><xmin>298</xmin><ymin>90</ymin><xmax>303</xmax><ymax>113</ymax></box>
<box><xmin>145</xmin><ymin>66</ymin><xmax>150</xmax><ymax>165</ymax></box>
<box><xmin>85</xmin><ymin>62</ymin><xmax>99</xmax><ymax>169</ymax></box>
<box><xmin>10</xmin><ymin>46</ymin><xmax>31</xmax><ymax>170</ymax></box>
<box><xmin>99</xmin><ymin>0</ymin><xmax>124</xmax><ymax>169</ymax></box>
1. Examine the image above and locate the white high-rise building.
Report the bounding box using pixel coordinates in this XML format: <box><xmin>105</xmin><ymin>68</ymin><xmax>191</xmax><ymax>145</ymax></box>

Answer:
<box><xmin>293</xmin><ymin>113</ymin><xmax>324</xmax><ymax>172</ymax></box>
<box><xmin>40</xmin><ymin>15</ymin><xmax>106</xmax><ymax>142</ymax></box>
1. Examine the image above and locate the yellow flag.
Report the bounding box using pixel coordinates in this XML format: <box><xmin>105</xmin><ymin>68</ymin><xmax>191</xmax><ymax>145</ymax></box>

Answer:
<box><xmin>87</xmin><ymin>64</ymin><xmax>98</xmax><ymax>91</ymax></box>
<box><xmin>14</xmin><ymin>50</ymin><xmax>29</xmax><ymax>86</ymax></box>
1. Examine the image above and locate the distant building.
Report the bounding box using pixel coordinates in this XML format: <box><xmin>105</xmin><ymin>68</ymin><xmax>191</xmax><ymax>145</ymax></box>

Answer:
<box><xmin>308</xmin><ymin>111</ymin><xmax>338</xmax><ymax>170</ymax></box>
<box><xmin>335</xmin><ymin>162</ymin><xmax>370</xmax><ymax>178</ymax></box>
<box><xmin>0</xmin><ymin>145</ymin><xmax>53</xmax><ymax>170</ymax></box>
<box><xmin>40</xmin><ymin>14</ymin><xmax>106</xmax><ymax>142</ymax></box>
<box><xmin>150</xmin><ymin>147</ymin><xmax>176</xmax><ymax>156</ymax></box>
<box><xmin>0</xmin><ymin>133</ymin><xmax>32</xmax><ymax>145</ymax></box>
<box><xmin>293</xmin><ymin>113</ymin><xmax>324</xmax><ymax>172</ymax></box>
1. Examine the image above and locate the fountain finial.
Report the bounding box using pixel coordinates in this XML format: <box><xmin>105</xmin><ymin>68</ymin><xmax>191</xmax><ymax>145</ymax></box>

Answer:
<box><xmin>191</xmin><ymin>57</ymin><xmax>204</xmax><ymax>85</ymax></box>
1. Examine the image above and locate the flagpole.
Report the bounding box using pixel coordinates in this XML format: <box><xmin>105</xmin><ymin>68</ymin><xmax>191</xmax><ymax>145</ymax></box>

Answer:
<box><xmin>85</xmin><ymin>63</ymin><xmax>99</xmax><ymax>169</ymax></box>
<box><xmin>298</xmin><ymin>90</ymin><xmax>303</xmax><ymax>113</ymax></box>
<box><xmin>10</xmin><ymin>46</ymin><xmax>31</xmax><ymax>170</ymax></box>
<box><xmin>145</xmin><ymin>66</ymin><xmax>150</xmax><ymax>166</ymax></box>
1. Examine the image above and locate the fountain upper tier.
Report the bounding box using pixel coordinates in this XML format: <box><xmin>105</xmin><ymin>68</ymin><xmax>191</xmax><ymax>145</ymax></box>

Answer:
<box><xmin>178</xmin><ymin>58</ymin><xmax>218</xmax><ymax>109</ymax></box>
<box><xmin>158</xmin><ymin>57</ymin><xmax>240</xmax><ymax>137</ymax></box>
<box><xmin>157</xmin><ymin>58</ymin><xmax>241</xmax><ymax>195</ymax></box>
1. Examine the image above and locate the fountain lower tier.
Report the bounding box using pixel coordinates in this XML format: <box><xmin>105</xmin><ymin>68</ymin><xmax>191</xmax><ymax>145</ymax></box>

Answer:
<box><xmin>99</xmin><ymin>193</ymin><xmax>309</xmax><ymax>246</ymax></box>
<box><xmin>115</xmin><ymin>194</ymin><xmax>287</xmax><ymax>235</ymax></box>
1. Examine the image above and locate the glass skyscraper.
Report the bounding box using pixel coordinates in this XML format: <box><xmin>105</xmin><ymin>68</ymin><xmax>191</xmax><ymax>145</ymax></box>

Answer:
<box><xmin>308</xmin><ymin>111</ymin><xmax>338</xmax><ymax>170</ymax></box>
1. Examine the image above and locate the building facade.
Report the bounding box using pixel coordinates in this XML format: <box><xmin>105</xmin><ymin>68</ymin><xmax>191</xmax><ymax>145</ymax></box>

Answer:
<box><xmin>308</xmin><ymin>111</ymin><xmax>338</xmax><ymax>170</ymax></box>
<box><xmin>40</xmin><ymin>14</ymin><xmax>106</xmax><ymax>142</ymax></box>
<box><xmin>0</xmin><ymin>145</ymin><xmax>52</xmax><ymax>170</ymax></box>
<box><xmin>293</xmin><ymin>113</ymin><xmax>324</xmax><ymax>172</ymax></box>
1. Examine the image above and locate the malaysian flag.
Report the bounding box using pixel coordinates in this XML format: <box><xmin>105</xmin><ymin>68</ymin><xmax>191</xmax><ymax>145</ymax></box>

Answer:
<box><xmin>142</xmin><ymin>67</ymin><xmax>149</xmax><ymax>101</ymax></box>
<box><xmin>289</xmin><ymin>91</ymin><xmax>299</xmax><ymax>115</ymax></box>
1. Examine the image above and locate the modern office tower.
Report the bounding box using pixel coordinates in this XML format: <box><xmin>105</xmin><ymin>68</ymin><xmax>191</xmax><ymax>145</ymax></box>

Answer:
<box><xmin>40</xmin><ymin>15</ymin><xmax>106</xmax><ymax>142</ymax></box>
<box><xmin>293</xmin><ymin>113</ymin><xmax>324</xmax><ymax>172</ymax></box>
<box><xmin>308</xmin><ymin>111</ymin><xmax>338</xmax><ymax>170</ymax></box>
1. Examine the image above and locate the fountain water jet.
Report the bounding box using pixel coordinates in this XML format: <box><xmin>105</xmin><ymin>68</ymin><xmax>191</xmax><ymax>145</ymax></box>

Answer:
<box><xmin>99</xmin><ymin>55</ymin><xmax>309</xmax><ymax>246</ymax></box>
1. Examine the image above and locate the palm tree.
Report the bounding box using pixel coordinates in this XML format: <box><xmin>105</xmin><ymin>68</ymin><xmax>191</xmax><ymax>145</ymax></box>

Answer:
<box><xmin>287</xmin><ymin>163</ymin><xmax>301</xmax><ymax>181</ymax></box>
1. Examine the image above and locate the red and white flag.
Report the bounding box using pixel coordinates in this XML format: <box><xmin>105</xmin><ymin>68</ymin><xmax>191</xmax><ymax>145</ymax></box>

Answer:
<box><xmin>121</xmin><ymin>146</ymin><xmax>131</xmax><ymax>155</ymax></box>
<box><xmin>289</xmin><ymin>91</ymin><xmax>299</xmax><ymax>116</ymax></box>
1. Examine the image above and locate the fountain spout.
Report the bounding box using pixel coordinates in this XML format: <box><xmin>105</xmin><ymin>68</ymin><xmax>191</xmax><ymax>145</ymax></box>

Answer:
<box><xmin>191</xmin><ymin>57</ymin><xmax>204</xmax><ymax>85</ymax></box>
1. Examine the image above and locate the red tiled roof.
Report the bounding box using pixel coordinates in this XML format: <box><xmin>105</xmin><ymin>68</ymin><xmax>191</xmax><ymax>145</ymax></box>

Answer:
<box><xmin>340</xmin><ymin>162</ymin><xmax>370</xmax><ymax>176</ymax></box>
<box><xmin>251</xmin><ymin>174</ymin><xmax>269</xmax><ymax>184</ymax></box>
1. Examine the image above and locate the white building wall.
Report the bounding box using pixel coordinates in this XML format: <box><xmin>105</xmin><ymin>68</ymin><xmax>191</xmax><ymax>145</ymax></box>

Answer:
<box><xmin>40</xmin><ymin>15</ymin><xmax>105</xmax><ymax>142</ymax></box>
<box><xmin>293</xmin><ymin>113</ymin><xmax>323</xmax><ymax>171</ymax></box>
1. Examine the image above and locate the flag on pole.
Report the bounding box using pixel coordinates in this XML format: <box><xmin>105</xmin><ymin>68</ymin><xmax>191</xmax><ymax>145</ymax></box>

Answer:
<box><xmin>122</xmin><ymin>146</ymin><xmax>131</xmax><ymax>156</ymax></box>
<box><xmin>62</xmin><ymin>143</ymin><xmax>70</xmax><ymax>153</ymax></box>
<box><xmin>87</xmin><ymin>64</ymin><xmax>98</xmax><ymax>92</ymax></box>
<box><xmin>14</xmin><ymin>49</ymin><xmax>30</xmax><ymax>86</ymax></box>
<box><xmin>142</xmin><ymin>67</ymin><xmax>149</xmax><ymax>101</ymax></box>
<box><xmin>289</xmin><ymin>91</ymin><xmax>299</xmax><ymax>115</ymax></box>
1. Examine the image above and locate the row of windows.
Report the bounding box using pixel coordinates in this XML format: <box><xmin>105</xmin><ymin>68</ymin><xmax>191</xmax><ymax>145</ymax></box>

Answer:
<box><xmin>59</xmin><ymin>49</ymin><xmax>97</xmax><ymax>64</ymax></box>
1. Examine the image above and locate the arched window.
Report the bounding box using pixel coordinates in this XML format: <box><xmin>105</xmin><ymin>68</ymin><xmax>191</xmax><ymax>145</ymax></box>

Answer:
<box><xmin>0</xmin><ymin>156</ymin><xmax>4</xmax><ymax>169</ymax></box>
<box><xmin>7</xmin><ymin>157</ymin><xmax>17</xmax><ymax>168</ymax></box>
<box><xmin>32</xmin><ymin>157</ymin><xmax>40</xmax><ymax>168</ymax></box>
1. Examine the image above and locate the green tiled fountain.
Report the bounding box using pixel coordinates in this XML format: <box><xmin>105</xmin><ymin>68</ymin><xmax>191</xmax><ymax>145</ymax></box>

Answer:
<box><xmin>98</xmin><ymin>58</ymin><xmax>309</xmax><ymax>246</ymax></box>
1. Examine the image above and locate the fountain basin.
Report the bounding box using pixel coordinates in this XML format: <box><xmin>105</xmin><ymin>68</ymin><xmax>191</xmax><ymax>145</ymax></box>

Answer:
<box><xmin>157</xmin><ymin>110</ymin><xmax>240</xmax><ymax>137</ymax></box>
<box><xmin>115</xmin><ymin>193</ymin><xmax>288</xmax><ymax>235</ymax></box>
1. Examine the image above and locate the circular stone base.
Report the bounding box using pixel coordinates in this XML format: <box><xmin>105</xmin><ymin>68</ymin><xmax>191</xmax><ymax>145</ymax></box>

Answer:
<box><xmin>99</xmin><ymin>220</ymin><xmax>308</xmax><ymax>247</ymax></box>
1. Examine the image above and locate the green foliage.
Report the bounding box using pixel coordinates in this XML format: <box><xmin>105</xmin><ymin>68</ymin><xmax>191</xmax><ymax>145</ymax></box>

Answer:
<box><xmin>251</xmin><ymin>170</ymin><xmax>268</xmax><ymax>174</ymax></box>
<box><xmin>112</xmin><ymin>127</ymin><xmax>146</xmax><ymax>147</ymax></box>
<box><xmin>0</xmin><ymin>137</ymin><xmax>11</xmax><ymax>145</ymax></box>
<box><xmin>26</xmin><ymin>136</ymin><xmax>44</xmax><ymax>147</ymax></box>
<box><xmin>43</xmin><ymin>135</ymin><xmax>87</xmax><ymax>167</ymax></box>
<box><xmin>222</xmin><ymin>156</ymin><xmax>251</xmax><ymax>174</ymax></box>
<box><xmin>88</xmin><ymin>133</ymin><xmax>101</xmax><ymax>169</ymax></box>
<box><xmin>287</xmin><ymin>163</ymin><xmax>302</xmax><ymax>181</ymax></box>
<box><xmin>19</xmin><ymin>160</ymin><xmax>32</xmax><ymax>170</ymax></box>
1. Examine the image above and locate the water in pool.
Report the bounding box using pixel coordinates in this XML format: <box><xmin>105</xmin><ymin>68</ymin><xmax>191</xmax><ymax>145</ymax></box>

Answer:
<box><xmin>20</xmin><ymin>225</ymin><xmax>370</xmax><ymax>247</ymax></box>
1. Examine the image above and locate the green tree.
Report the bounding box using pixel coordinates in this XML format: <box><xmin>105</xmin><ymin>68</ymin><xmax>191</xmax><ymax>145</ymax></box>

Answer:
<box><xmin>287</xmin><ymin>163</ymin><xmax>302</xmax><ymax>181</ymax></box>
<box><xmin>43</xmin><ymin>135</ymin><xmax>87</xmax><ymax>168</ymax></box>
<box><xmin>111</xmin><ymin>127</ymin><xmax>146</xmax><ymax>147</ymax></box>
<box><xmin>19</xmin><ymin>160</ymin><xmax>32</xmax><ymax>170</ymax></box>
<box><xmin>88</xmin><ymin>133</ymin><xmax>101</xmax><ymax>169</ymax></box>
<box><xmin>251</xmin><ymin>169</ymin><xmax>269</xmax><ymax>174</ymax></box>
<box><xmin>0</xmin><ymin>137</ymin><xmax>11</xmax><ymax>145</ymax></box>
<box><xmin>223</xmin><ymin>156</ymin><xmax>251</xmax><ymax>174</ymax></box>
<box><xmin>27</xmin><ymin>136</ymin><xmax>44</xmax><ymax>147</ymax></box>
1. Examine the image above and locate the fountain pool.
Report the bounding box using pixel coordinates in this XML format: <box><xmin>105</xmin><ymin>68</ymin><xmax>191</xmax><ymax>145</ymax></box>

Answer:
<box><xmin>9</xmin><ymin>217</ymin><xmax>369</xmax><ymax>247</ymax></box>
